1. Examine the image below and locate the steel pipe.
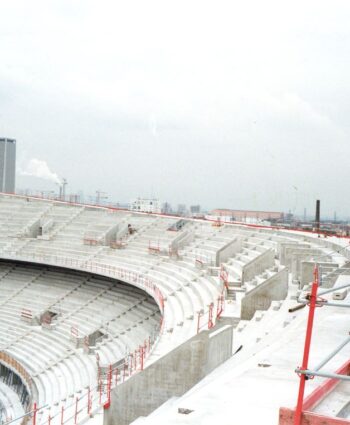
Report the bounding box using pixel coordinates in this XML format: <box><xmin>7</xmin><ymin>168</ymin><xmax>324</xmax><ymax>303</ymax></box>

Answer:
<box><xmin>314</xmin><ymin>335</ymin><xmax>350</xmax><ymax>371</ymax></box>
<box><xmin>296</xmin><ymin>368</ymin><xmax>350</xmax><ymax>381</ymax></box>
<box><xmin>318</xmin><ymin>283</ymin><xmax>350</xmax><ymax>296</ymax></box>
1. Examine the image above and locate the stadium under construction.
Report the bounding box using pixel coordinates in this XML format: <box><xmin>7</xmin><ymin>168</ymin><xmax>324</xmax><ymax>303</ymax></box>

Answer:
<box><xmin>0</xmin><ymin>193</ymin><xmax>349</xmax><ymax>425</ymax></box>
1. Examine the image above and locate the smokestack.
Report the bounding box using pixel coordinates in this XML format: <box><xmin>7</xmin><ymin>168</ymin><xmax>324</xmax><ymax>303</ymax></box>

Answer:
<box><xmin>315</xmin><ymin>200</ymin><xmax>320</xmax><ymax>233</ymax></box>
<box><xmin>58</xmin><ymin>178</ymin><xmax>67</xmax><ymax>200</ymax></box>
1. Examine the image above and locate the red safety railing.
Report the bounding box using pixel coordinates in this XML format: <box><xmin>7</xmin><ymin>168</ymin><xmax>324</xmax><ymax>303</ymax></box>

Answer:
<box><xmin>0</xmin><ymin>253</ymin><xmax>167</xmax><ymax>425</ymax></box>
<box><xmin>196</xmin><ymin>291</ymin><xmax>226</xmax><ymax>334</ymax></box>
<box><xmin>280</xmin><ymin>360</ymin><xmax>350</xmax><ymax>424</ymax></box>
<box><xmin>20</xmin><ymin>309</ymin><xmax>33</xmax><ymax>322</ymax></box>
<box><xmin>216</xmin><ymin>294</ymin><xmax>225</xmax><ymax>319</ymax></box>
<box><xmin>197</xmin><ymin>299</ymin><xmax>223</xmax><ymax>334</ymax></box>
<box><xmin>3</xmin><ymin>252</ymin><xmax>224</xmax><ymax>339</ymax></box>
<box><xmin>148</xmin><ymin>241</ymin><xmax>161</xmax><ymax>255</ymax></box>
<box><xmin>279</xmin><ymin>265</ymin><xmax>350</xmax><ymax>425</ymax></box>
<box><xmin>2</xmin><ymin>192</ymin><xmax>350</xmax><ymax>242</ymax></box>
<box><xmin>2</xmin><ymin>247</ymin><xmax>226</xmax><ymax>425</ymax></box>
<box><xmin>293</xmin><ymin>266</ymin><xmax>320</xmax><ymax>425</ymax></box>
<box><xmin>28</xmin><ymin>319</ymin><xmax>163</xmax><ymax>425</ymax></box>
<box><xmin>219</xmin><ymin>265</ymin><xmax>229</xmax><ymax>292</ymax></box>
<box><xmin>3</xmin><ymin>253</ymin><xmax>165</xmax><ymax>315</ymax></box>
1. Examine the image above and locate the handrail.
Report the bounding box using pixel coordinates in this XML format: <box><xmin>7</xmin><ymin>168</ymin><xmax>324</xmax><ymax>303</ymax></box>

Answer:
<box><xmin>0</xmin><ymin>254</ymin><xmax>165</xmax><ymax>425</ymax></box>
<box><xmin>292</xmin><ymin>265</ymin><xmax>350</xmax><ymax>425</ymax></box>
<box><xmin>0</xmin><ymin>253</ymin><xmax>165</xmax><ymax>315</ymax></box>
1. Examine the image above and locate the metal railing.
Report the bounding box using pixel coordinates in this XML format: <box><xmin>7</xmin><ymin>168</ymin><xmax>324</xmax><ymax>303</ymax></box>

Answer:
<box><xmin>0</xmin><ymin>253</ymin><xmax>167</xmax><ymax>425</ymax></box>
<box><xmin>0</xmin><ymin>253</ymin><xmax>165</xmax><ymax>315</ymax></box>
<box><xmin>3</xmin><ymin>317</ymin><xmax>164</xmax><ymax>425</ymax></box>
<box><xmin>292</xmin><ymin>266</ymin><xmax>350</xmax><ymax>424</ymax></box>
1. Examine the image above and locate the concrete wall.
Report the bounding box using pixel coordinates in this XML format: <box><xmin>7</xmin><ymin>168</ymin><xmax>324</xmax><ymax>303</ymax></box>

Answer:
<box><xmin>206</xmin><ymin>325</ymin><xmax>233</xmax><ymax>372</ymax></box>
<box><xmin>322</xmin><ymin>263</ymin><xmax>350</xmax><ymax>288</ymax></box>
<box><xmin>25</xmin><ymin>218</ymin><xmax>41</xmax><ymax>238</ymax></box>
<box><xmin>278</xmin><ymin>242</ymin><xmax>310</xmax><ymax>265</ymax></box>
<box><xmin>171</xmin><ymin>230</ymin><xmax>194</xmax><ymax>251</ymax></box>
<box><xmin>105</xmin><ymin>224</ymin><xmax>120</xmax><ymax>245</ymax></box>
<box><xmin>116</xmin><ymin>223</ymin><xmax>129</xmax><ymax>240</ymax></box>
<box><xmin>104</xmin><ymin>324</ymin><xmax>233</xmax><ymax>425</ymax></box>
<box><xmin>297</xmin><ymin>234</ymin><xmax>350</xmax><ymax>261</ymax></box>
<box><xmin>241</xmin><ymin>267</ymin><xmax>288</xmax><ymax>320</ymax></box>
<box><xmin>216</xmin><ymin>237</ymin><xmax>242</xmax><ymax>266</ymax></box>
<box><xmin>289</xmin><ymin>249</ymin><xmax>323</xmax><ymax>279</ymax></box>
<box><xmin>242</xmin><ymin>249</ymin><xmax>275</xmax><ymax>283</ymax></box>
<box><xmin>301</xmin><ymin>261</ymin><xmax>339</xmax><ymax>287</ymax></box>
<box><xmin>278</xmin><ymin>242</ymin><xmax>323</xmax><ymax>279</ymax></box>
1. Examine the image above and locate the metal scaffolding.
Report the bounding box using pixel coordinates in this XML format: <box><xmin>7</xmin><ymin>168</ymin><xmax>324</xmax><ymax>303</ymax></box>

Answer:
<box><xmin>293</xmin><ymin>265</ymin><xmax>350</xmax><ymax>425</ymax></box>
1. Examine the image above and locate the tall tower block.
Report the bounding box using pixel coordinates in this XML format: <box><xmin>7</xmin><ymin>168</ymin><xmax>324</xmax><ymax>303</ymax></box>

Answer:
<box><xmin>0</xmin><ymin>138</ymin><xmax>16</xmax><ymax>193</ymax></box>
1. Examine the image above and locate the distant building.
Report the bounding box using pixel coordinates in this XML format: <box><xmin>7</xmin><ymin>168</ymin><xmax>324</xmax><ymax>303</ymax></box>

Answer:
<box><xmin>190</xmin><ymin>205</ymin><xmax>201</xmax><ymax>214</ymax></box>
<box><xmin>211</xmin><ymin>208</ymin><xmax>284</xmax><ymax>222</ymax></box>
<box><xmin>162</xmin><ymin>202</ymin><xmax>172</xmax><ymax>214</ymax></box>
<box><xmin>130</xmin><ymin>198</ymin><xmax>161</xmax><ymax>214</ymax></box>
<box><xmin>0</xmin><ymin>138</ymin><xmax>16</xmax><ymax>193</ymax></box>
<box><xmin>177</xmin><ymin>204</ymin><xmax>187</xmax><ymax>216</ymax></box>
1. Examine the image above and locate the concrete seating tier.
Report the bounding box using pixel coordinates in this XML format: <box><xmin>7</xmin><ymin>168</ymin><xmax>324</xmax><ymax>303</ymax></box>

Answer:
<box><xmin>1</xmin><ymin>194</ymin><xmax>347</xmax><ymax>424</ymax></box>
<box><xmin>0</xmin><ymin>261</ymin><xmax>161</xmax><ymax>421</ymax></box>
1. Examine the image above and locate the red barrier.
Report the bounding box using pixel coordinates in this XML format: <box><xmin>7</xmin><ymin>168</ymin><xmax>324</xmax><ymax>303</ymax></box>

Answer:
<box><xmin>71</xmin><ymin>326</ymin><xmax>79</xmax><ymax>339</ymax></box>
<box><xmin>10</xmin><ymin>253</ymin><xmax>166</xmax><ymax>317</ymax></box>
<box><xmin>123</xmin><ymin>364</ymin><xmax>127</xmax><ymax>382</ymax></box>
<box><xmin>103</xmin><ymin>365</ymin><xmax>112</xmax><ymax>409</ymax></box>
<box><xmin>5</xmin><ymin>242</ymin><xmax>225</xmax><ymax>425</ymax></box>
<box><xmin>32</xmin><ymin>403</ymin><xmax>37</xmax><ymax>425</ymax></box>
<box><xmin>303</xmin><ymin>360</ymin><xmax>350</xmax><ymax>411</ymax></box>
<box><xmin>197</xmin><ymin>302</ymin><xmax>217</xmax><ymax>333</ymax></box>
<box><xmin>208</xmin><ymin>303</ymin><xmax>214</xmax><ymax>329</ymax></box>
<box><xmin>216</xmin><ymin>295</ymin><xmax>225</xmax><ymax>319</ymax></box>
<box><xmin>281</xmin><ymin>265</ymin><xmax>350</xmax><ymax>425</ymax></box>
<box><xmin>220</xmin><ymin>266</ymin><xmax>229</xmax><ymax>290</ymax></box>
<box><xmin>140</xmin><ymin>345</ymin><xmax>144</xmax><ymax>371</ymax></box>
<box><xmin>5</xmin><ymin>192</ymin><xmax>350</xmax><ymax>240</ymax></box>
<box><xmin>280</xmin><ymin>360</ymin><xmax>350</xmax><ymax>424</ymax></box>
<box><xmin>21</xmin><ymin>309</ymin><xmax>32</xmax><ymax>321</ymax></box>
<box><xmin>280</xmin><ymin>407</ymin><xmax>350</xmax><ymax>424</ymax></box>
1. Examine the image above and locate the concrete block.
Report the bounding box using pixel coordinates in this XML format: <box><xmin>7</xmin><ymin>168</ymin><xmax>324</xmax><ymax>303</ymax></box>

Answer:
<box><xmin>104</xmin><ymin>324</ymin><xmax>233</xmax><ymax>425</ymax></box>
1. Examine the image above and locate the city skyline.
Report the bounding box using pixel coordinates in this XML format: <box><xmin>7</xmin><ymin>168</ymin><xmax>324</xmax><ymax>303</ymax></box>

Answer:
<box><xmin>1</xmin><ymin>1</ymin><xmax>350</xmax><ymax>217</ymax></box>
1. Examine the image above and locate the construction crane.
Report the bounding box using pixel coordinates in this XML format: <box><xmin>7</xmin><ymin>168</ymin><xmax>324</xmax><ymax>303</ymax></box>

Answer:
<box><xmin>95</xmin><ymin>190</ymin><xmax>108</xmax><ymax>205</ymax></box>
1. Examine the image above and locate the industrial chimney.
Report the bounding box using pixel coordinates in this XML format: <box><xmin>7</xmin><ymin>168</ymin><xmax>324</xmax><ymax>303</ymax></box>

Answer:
<box><xmin>315</xmin><ymin>200</ymin><xmax>320</xmax><ymax>233</ymax></box>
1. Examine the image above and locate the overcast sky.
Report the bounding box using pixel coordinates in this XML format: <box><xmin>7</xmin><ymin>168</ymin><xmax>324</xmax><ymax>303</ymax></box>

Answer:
<box><xmin>0</xmin><ymin>0</ymin><xmax>349</xmax><ymax>216</ymax></box>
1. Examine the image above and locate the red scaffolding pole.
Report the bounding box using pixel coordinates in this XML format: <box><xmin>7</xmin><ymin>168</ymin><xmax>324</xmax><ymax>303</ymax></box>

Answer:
<box><xmin>208</xmin><ymin>302</ymin><xmax>214</xmax><ymax>329</ymax></box>
<box><xmin>294</xmin><ymin>266</ymin><xmax>319</xmax><ymax>425</ymax></box>
<box><xmin>32</xmin><ymin>403</ymin><xmax>37</xmax><ymax>425</ymax></box>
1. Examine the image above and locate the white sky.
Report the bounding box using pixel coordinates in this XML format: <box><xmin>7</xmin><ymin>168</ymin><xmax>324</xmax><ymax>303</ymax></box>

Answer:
<box><xmin>0</xmin><ymin>0</ymin><xmax>350</xmax><ymax>216</ymax></box>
